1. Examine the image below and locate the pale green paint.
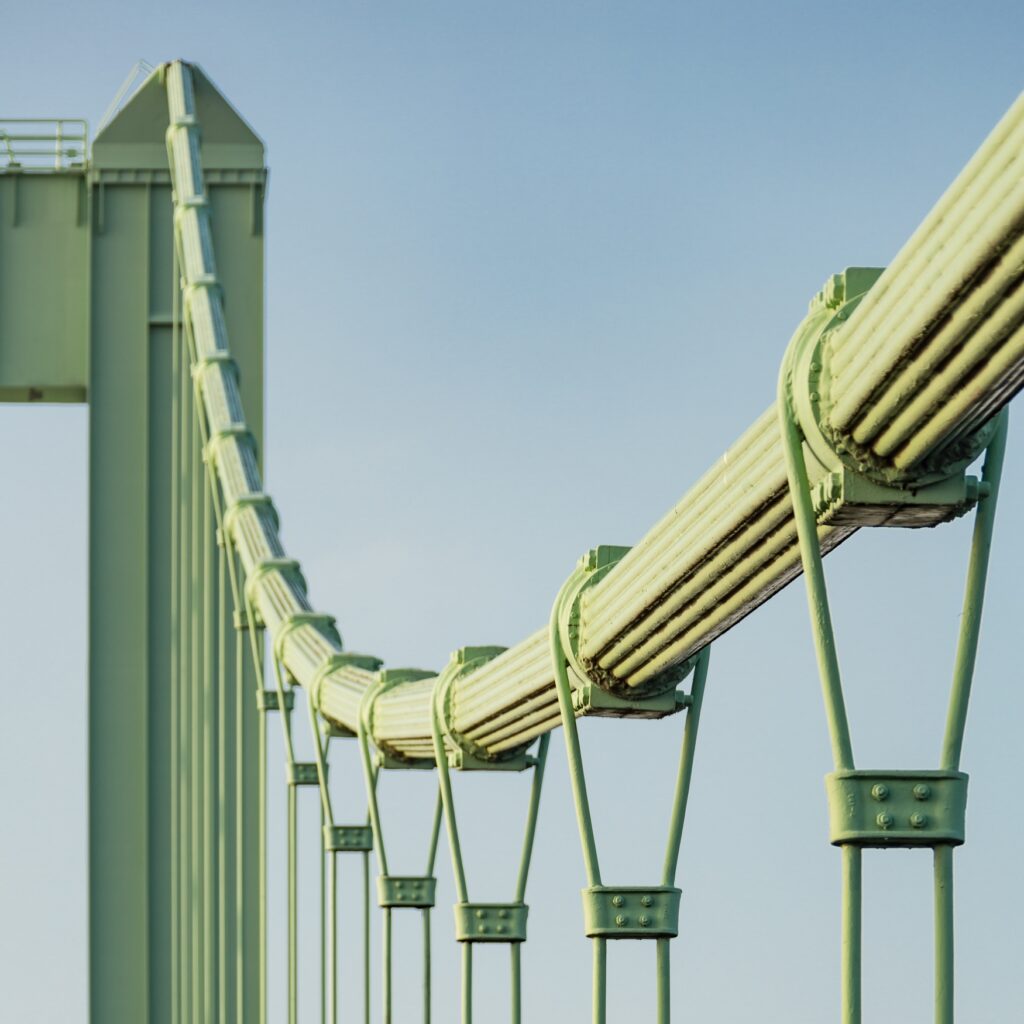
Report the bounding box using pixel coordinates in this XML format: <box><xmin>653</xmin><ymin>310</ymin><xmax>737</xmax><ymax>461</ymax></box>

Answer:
<box><xmin>2</xmin><ymin>60</ymin><xmax>1021</xmax><ymax>1024</ymax></box>
<box><xmin>0</xmin><ymin>171</ymin><xmax>88</xmax><ymax>401</ymax></box>
<box><xmin>0</xmin><ymin>64</ymin><xmax>273</xmax><ymax>1024</ymax></box>
<box><xmin>778</xmin><ymin>276</ymin><xmax>1009</xmax><ymax>1024</ymax></box>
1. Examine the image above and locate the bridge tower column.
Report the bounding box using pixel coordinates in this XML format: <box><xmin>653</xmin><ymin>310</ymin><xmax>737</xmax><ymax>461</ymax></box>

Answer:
<box><xmin>0</xmin><ymin>65</ymin><xmax>266</xmax><ymax>1021</ymax></box>
<box><xmin>87</xmin><ymin>66</ymin><xmax>265</xmax><ymax>1023</ymax></box>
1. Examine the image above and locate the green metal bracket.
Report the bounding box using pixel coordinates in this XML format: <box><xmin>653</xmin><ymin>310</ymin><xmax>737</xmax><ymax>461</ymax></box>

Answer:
<box><xmin>357</xmin><ymin>669</ymin><xmax>445</xmax><ymax>1022</ymax></box>
<box><xmin>322</xmin><ymin>722</ymin><xmax>356</xmax><ymax>739</ymax></box>
<box><xmin>304</xmin><ymin>676</ymin><xmax>381</xmax><ymax>1024</ymax></box>
<box><xmin>322</xmin><ymin>825</ymin><xmax>373</xmax><ymax>853</ymax></box>
<box><xmin>454</xmin><ymin>903</ymin><xmax>529</xmax><ymax>943</ymax></box>
<box><xmin>377</xmin><ymin>875</ymin><xmax>437</xmax><ymax>909</ymax></box>
<box><xmin>221</xmin><ymin>491</ymin><xmax>278</xmax><ymax>541</ymax></box>
<box><xmin>572</xmin><ymin>682</ymin><xmax>689</xmax><ymax>718</ymax></box>
<box><xmin>430</xmin><ymin>649</ymin><xmax>551</xmax><ymax>1022</ymax></box>
<box><xmin>786</xmin><ymin>266</ymin><xmax>996</xmax><ymax>500</ymax></box>
<box><xmin>434</xmin><ymin>646</ymin><xmax>533</xmax><ymax>770</ymax></box>
<box><xmin>243</xmin><ymin>557</ymin><xmax>305</xmax><ymax>612</ymax></box>
<box><xmin>549</xmin><ymin>559</ymin><xmax>712</xmax><ymax>1023</ymax></box>
<box><xmin>825</xmin><ymin>771</ymin><xmax>967</xmax><ymax>848</ymax></box>
<box><xmin>811</xmin><ymin>465</ymin><xmax>983</xmax><ymax>529</ymax></box>
<box><xmin>285</xmin><ymin>762</ymin><xmax>320</xmax><ymax>787</ymax></box>
<box><xmin>778</xmin><ymin>283</ymin><xmax>1011</xmax><ymax>1024</ymax></box>
<box><xmin>581</xmin><ymin>887</ymin><xmax>681</xmax><ymax>940</ymax></box>
<box><xmin>256</xmin><ymin>688</ymin><xmax>294</xmax><ymax>712</ymax></box>
<box><xmin>309</xmin><ymin>651</ymin><xmax>384</xmax><ymax>706</ymax></box>
<box><xmin>559</xmin><ymin>545</ymin><xmax>696</xmax><ymax>706</ymax></box>
<box><xmin>273</xmin><ymin>611</ymin><xmax>341</xmax><ymax>663</ymax></box>
<box><xmin>231</xmin><ymin>608</ymin><xmax>264</xmax><ymax>631</ymax></box>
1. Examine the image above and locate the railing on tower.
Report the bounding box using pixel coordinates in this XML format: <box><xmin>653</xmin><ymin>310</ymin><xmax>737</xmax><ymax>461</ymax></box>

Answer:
<box><xmin>0</xmin><ymin>119</ymin><xmax>88</xmax><ymax>170</ymax></box>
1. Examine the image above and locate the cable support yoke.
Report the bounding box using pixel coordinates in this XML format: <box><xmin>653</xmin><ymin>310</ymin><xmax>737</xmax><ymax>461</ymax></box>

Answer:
<box><xmin>165</xmin><ymin>60</ymin><xmax>1024</xmax><ymax>763</ymax></box>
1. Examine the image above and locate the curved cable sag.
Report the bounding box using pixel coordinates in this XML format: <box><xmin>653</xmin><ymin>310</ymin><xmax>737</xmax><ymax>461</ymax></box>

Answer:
<box><xmin>166</xmin><ymin>58</ymin><xmax>1024</xmax><ymax>768</ymax></box>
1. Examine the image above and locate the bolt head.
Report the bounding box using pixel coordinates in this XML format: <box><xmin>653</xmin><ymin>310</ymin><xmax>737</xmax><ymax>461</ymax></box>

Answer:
<box><xmin>639</xmin><ymin>915</ymin><xmax>651</xmax><ymax>928</ymax></box>
<box><xmin>876</xmin><ymin>812</ymin><xmax>894</xmax><ymax>829</ymax></box>
<box><xmin>496</xmin><ymin>924</ymin><xmax>506</xmax><ymax>934</ymax></box>
<box><xmin>615</xmin><ymin>914</ymin><xmax>627</xmax><ymax>927</ymax></box>
<box><xmin>640</xmin><ymin>895</ymin><xmax>653</xmax><ymax>908</ymax></box>
<box><xmin>913</xmin><ymin>784</ymin><xmax>931</xmax><ymax>801</ymax></box>
<box><xmin>871</xmin><ymin>784</ymin><xmax>889</xmax><ymax>802</ymax></box>
<box><xmin>611</xmin><ymin>895</ymin><xmax>625</xmax><ymax>908</ymax></box>
<box><xmin>475</xmin><ymin>909</ymin><xmax>486</xmax><ymax>919</ymax></box>
<box><xmin>910</xmin><ymin>812</ymin><xmax>928</xmax><ymax>829</ymax></box>
<box><xmin>498</xmin><ymin>909</ymin><xmax>508</xmax><ymax>919</ymax></box>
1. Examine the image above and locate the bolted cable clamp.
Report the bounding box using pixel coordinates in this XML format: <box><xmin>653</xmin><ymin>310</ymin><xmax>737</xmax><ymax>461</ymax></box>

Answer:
<box><xmin>454</xmin><ymin>902</ymin><xmax>528</xmax><ymax>943</ymax></box>
<box><xmin>825</xmin><ymin>770</ymin><xmax>967</xmax><ymax>848</ymax></box>
<box><xmin>434</xmin><ymin>646</ymin><xmax>534</xmax><ymax>770</ymax></box>
<box><xmin>581</xmin><ymin>886</ymin><xmax>681</xmax><ymax>939</ymax></box>
<box><xmin>286</xmin><ymin>761</ymin><xmax>321</xmax><ymax>787</ymax></box>
<box><xmin>323</xmin><ymin>824</ymin><xmax>373</xmax><ymax>853</ymax></box>
<box><xmin>784</xmin><ymin>265</ymin><xmax>991</xmax><ymax>516</ymax></box>
<box><xmin>233</xmin><ymin>608</ymin><xmax>265</xmax><ymax>631</ymax></box>
<box><xmin>561</xmin><ymin>546</ymin><xmax>696</xmax><ymax>708</ymax></box>
<box><xmin>377</xmin><ymin>875</ymin><xmax>436</xmax><ymax>909</ymax></box>
<box><xmin>257</xmin><ymin>688</ymin><xmax>294</xmax><ymax>712</ymax></box>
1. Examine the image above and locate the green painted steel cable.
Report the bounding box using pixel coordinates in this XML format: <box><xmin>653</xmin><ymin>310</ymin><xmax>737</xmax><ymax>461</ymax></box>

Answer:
<box><xmin>841</xmin><ymin>847</ymin><xmax>862</xmax><ymax>1024</ymax></box>
<box><xmin>550</xmin><ymin>568</ymin><xmax>609</xmax><ymax>1024</ymax></box>
<box><xmin>189</xmin><ymin>328</ymin><xmax>254</xmax><ymax>1024</ymax></box>
<box><xmin>178</xmin><ymin>321</ymin><xmax>190</xmax><ymax>1024</ymax></box>
<box><xmin>424</xmin><ymin>791</ymin><xmax>442</xmax><ymax>1024</ymax></box>
<box><xmin>304</xmin><ymin>692</ymin><xmax>346</xmax><ymax>1024</ymax></box>
<box><xmin>358</xmin><ymin>678</ymin><xmax>443</xmax><ymax>1023</ymax></box>
<box><xmin>662</xmin><ymin>648</ymin><xmax>710</xmax><ymax>887</ymax></box>
<box><xmin>195</xmin><ymin>370</ymin><xmax>205</xmax><ymax>1019</ymax></box>
<box><xmin>430</xmin><ymin>659</ymin><xmax>551</xmax><ymax>1024</ymax></box>
<box><xmin>941</xmin><ymin>411</ymin><xmax>1009</xmax><ymax>772</ymax></box>
<box><xmin>656</xmin><ymin>939</ymin><xmax>670</xmax><ymax>1021</ymax></box>
<box><xmin>232</xmin><ymin>546</ymin><xmax>247</xmax><ymax>1024</ymax></box>
<box><xmin>778</xmin><ymin>337</ymin><xmax>862</xmax><ymax>1023</ymax></box>
<box><xmin>592</xmin><ymin>939</ymin><xmax>607</xmax><ymax>1024</ymax></box>
<box><xmin>548</xmin><ymin>567</ymin><xmax>603</xmax><ymax>888</ymax></box>
<box><xmin>934</xmin><ymin>845</ymin><xmax>955</xmax><ymax>1024</ymax></box>
<box><xmin>550</xmin><ymin>563</ymin><xmax>713</xmax><ymax>1024</ymax></box>
<box><xmin>273</xmin><ymin>655</ymin><xmax>300</xmax><ymax>1024</ymax></box>
<box><xmin>357</xmin><ymin>681</ymin><xmax>390</xmax><ymax>877</ymax></box>
<box><xmin>778</xmin><ymin>313</ymin><xmax>1010</xmax><ymax>1024</ymax></box>
<box><xmin>188</xmin><ymin>334</ymin><xmax>201</xmax><ymax>1020</ymax></box>
<box><xmin>321</xmin><ymin>805</ymin><xmax>326</xmax><ymax>1024</ymax></box>
<box><xmin>304</xmin><ymin>697</ymin><xmax>332</xmax><ymax>1024</ymax></box>
<box><xmin>462</xmin><ymin>945</ymin><xmax>472</xmax><ymax>1024</ymax></box>
<box><xmin>776</xmin><ymin>352</ymin><xmax>856</xmax><ymax>774</ymax></box>
<box><xmin>235</xmin><ymin>616</ymin><xmax>245</xmax><ymax>1024</ymax></box>
<box><xmin>165</xmin><ymin>57</ymin><xmax>1024</xmax><ymax>775</ymax></box>
<box><xmin>170</xmin><ymin>247</ymin><xmax>182</xmax><ymax>1024</ymax></box>
<box><xmin>203</xmin><ymin>457</ymin><xmax>216</xmax><ymax>1020</ymax></box>
<box><xmin>238</xmin><ymin>549</ymin><xmax>271</xmax><ymax>1024</ymax></box>
<box><xmin>161</xmin><ymin>59</ymin><xmax>1024</xmax><ymax>1019</ymax></box>
<box><xmin>217</xmin><ymin>534</ymin><xmax>228</xmax><ymax>1023</ymax></box>
<box><xmin>510</xmin><ymin>945</ymin><xmax>521</xmax><ymax>1024</ymax></box>
<box><xmin>363</xmin><ymin>851</ymin><xmax>370</xmax><ymax>1024</ymax></box>
<box><xmin>189</xmin><ymin>310</ymin><xmax>262</xmax><ymax>1024</ymax></box>
<box><xmin>935</xmin><ymin>410</ymin><xmax>1007</xmax><ymax>1024</ymax></box>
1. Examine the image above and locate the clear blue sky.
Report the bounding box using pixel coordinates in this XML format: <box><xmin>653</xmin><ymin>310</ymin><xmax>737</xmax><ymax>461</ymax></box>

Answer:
<box><xmin>2</xmin><ymin>2</ymin><xmax>1023</xmax><ymax>1020</ymax></box>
